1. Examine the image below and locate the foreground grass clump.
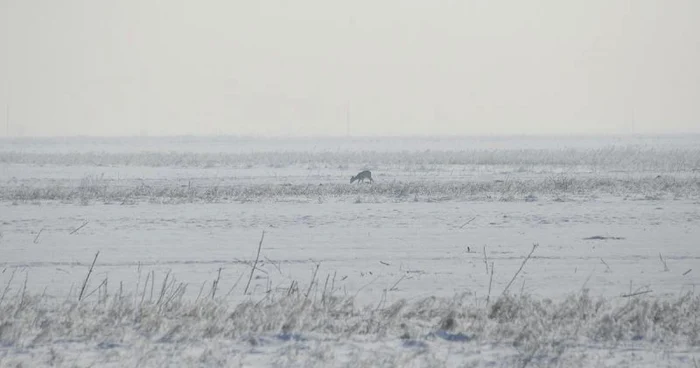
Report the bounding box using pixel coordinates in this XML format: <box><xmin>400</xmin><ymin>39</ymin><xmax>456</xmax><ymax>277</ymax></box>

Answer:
<box><xmin>0</xmin><ymin>288</ymin><xmax>698</xmax><ymax>366</ymax></box>
<box><xmin>0</xmin><ymin>289</ymin><xmax>698</xmax><ymax>348</ymax></box>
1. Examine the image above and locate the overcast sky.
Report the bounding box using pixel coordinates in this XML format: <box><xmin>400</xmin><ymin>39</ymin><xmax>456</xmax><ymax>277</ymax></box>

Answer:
<box><xmin>1</xmin><ymin>0</ymin><xmax>699</xmax><ymax>137</ymax></box>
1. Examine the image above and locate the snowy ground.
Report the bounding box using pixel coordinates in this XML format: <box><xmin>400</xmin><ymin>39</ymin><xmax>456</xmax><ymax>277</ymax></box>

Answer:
<box><xmin>1</xmin><ymin>135</ymin><xmax>699</xmax><ymax>367</ymax></box>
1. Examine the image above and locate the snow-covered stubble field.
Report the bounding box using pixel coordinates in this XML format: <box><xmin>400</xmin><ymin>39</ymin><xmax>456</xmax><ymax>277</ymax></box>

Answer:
<box><xmin>1</xmin><ymin>135</ymin><xmax>699</xmax><ymax>367</ymax></box>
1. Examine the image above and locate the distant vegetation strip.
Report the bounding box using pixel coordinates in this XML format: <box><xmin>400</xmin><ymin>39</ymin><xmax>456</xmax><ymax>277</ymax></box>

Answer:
<box><xmin>2</xmin><ymin>175</ymin><xmax>699</xmax><ymax>203</ymax></box>
<box><xmin>1</xmin><ymin>147</ymin><xmax>700</xmax><ymax>171</ymax></box>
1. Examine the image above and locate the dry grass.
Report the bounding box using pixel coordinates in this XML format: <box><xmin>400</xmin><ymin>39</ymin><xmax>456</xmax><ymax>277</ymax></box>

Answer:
<box><xmin>3</xmin><ymin>174</ymin><xmax>699</xmax><ymax>204</ymax></box>
<box><xmin>0</xmin><ymin>272</ymin><xmax>697</xmax><ymax>367</ymax></box>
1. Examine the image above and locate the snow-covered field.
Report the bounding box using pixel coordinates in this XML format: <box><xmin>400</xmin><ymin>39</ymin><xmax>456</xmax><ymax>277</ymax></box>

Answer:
<box><xmin>1</xmin><ymin>135</ymin><xmax>699</xmax><ymax>367</ymax></box>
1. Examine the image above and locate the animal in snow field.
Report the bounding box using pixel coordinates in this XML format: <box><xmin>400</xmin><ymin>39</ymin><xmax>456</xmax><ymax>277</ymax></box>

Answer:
<box><xmin>350</xmin><ymin>170</ymin><xmax>373</xmax><ymax>184</ymax></box>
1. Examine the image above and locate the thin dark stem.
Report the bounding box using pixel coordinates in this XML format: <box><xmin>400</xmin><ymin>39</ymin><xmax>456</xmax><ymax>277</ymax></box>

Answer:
<box><xmin>69</xmin><ymin>221</ymin><xmax>90</xmax><ymax>235</ymax></box>
<box><xmin>78</xmin><ymin>251</ymin><xmax>100</xmax><ymax>301</ymax></box>
<box><xmin>244</xmin><ymin>230</ymin><xmax>265</xmax><ymax>295</ymax></box>
<box><xmin>501</xmin><ymin>244</ymin><xmax>538</xmax><ymax>297</ymax></box>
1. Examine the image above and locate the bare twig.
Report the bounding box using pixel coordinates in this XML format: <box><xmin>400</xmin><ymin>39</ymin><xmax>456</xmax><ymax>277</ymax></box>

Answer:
<box><xmin>82</xmin><ymin>277</ymin><xmax>108</xmax><ymax>301</ymax></box>
<box><xmin>133</xmin><ymin>262</ymin><xmax>142</xmax><ymax>306</ymax></box>
<box><xmin>18</xmin><ymin>271</ymin><xmax>28</xmax><ymax>310</ymax></box>
<box><xmin>247</xmin><ymin>265</ymin><xmax>268</xmax><ymax>275</ymax></box>
<box><xmin>0</xmin><ymin>268</ymin><xmax>17</xmax><ymax>307</ymax></box>
<box><xmin>304</xmin><ymin>263</ymin><xmax>321</xmax><ymax>300</ymax></box>
<box><xmin>244</xmin><ymin>230</ymin><xmax>265</xmax><ymax>295</ymax></box>
<box><xmin>600</xmin><ymin>258</ymin><xmax>612</xmax><ymax>273</ymax></box>
<box><xmin>101</xmin><ymin>277</ymin><xmax>109</xmax><ymax>304</ymax></box>
<box><xmin>224</xmin><ymin>272</ymin><xmax>246</xmax><ymax>298</ymax></box>
<box><xmin>375</xmin><ymin>289</ymin><xmax>387</xmax><ymax>311</ymax></box>
<box><xmin>353</xmin><ymin>276</ymin><xmax>380</xmax><ymax>299</ymax></box>
<box><xmin>211</xmin><ymin>267</ymin><xmax>222</xmax><ymax>299</ymax></box>
<box><xmin>69</xmin><ymin>221</ymin><xmax>90</xmax><ymax>235</ymax></box>
<box><xmin>628</xmin><ymin>281</ymin><xmax>633</xmax><ymax>301</ymax></box>
<box><xmin>486</xmin><ymin>262</ymin><xmax>494</xmax><ymax>305</ymax></box>
<box><xmin>149</xmin><ymin>270</ymin><xmax>155</xmax><ymax>302</ymax></box>
<box><xmin>658</xmin><ymin>253</ymin><xmax>669</xmax><ymax>272</ymax></box>
<box><xmin>140</xmin><ymin>271</ymin><xmax>151</xmax><ymax>306</ymax></box>
<box><xmin>330</xmin><ymin>271</ymin><xmax>337</xmax><ymax>294</ymax></box>
<box><xmin>157</xmin><ymin>270</ymin><xmax>172</xmax><ymax>305</ymax></box>
<box><xmin>254</xmin><ymin>289</ymin><xmax>272</xmax><ymax>308</ymax></box>
<box><xmin>459</xmin><ymin>216</ymin><xmax>477</xmax><ymax>229</ymax></box>
<box><xmin>389</xmin><ymin>274</ymin><xmax>407</xmax><ymax>291</ymax></box>
<box><xmin>683</xmin><ymin>269</ymin><xmax>692</xmax><ymax>276</ymax></box>
<box><xmin>164</xmin><ymin>282</ymin><xmax>187</xmax><ymax>306</ymax></box>
<box><xmin>195</xmin><ymin>280</ymin><xmax>207</xmax><ymax>303</ymax></box>
<box><xmin>287</xmin><ymin>280</ymin><xmax>297</xmax><ymax>296</ymax></box>
<box><xmin>322</xmin><ymin>273</ymin><xmax>331</xmax><ymax>302</ymax></box>
<box><xmin>78</xmin><ymin>251</ymin><xmax>100</xmax><ymax>301</ymax></box>
<box><xmin>501</xmin><ymin>243</ymin><xmax>538</xmax><ymax>296</ymax></box>
<box><xmin>263</xmin><ymin>256</ymin><xmax>282</xmax><ymax>274</ymax></box>
<box><xmin>33</xmin><ymin>228</ymin><xmax>44</xmax><ymax>244</ymax></box>
<box><xmin>621</xmin><ymin>290</ymin><xmax>653</xmax><ymax>298</ymax></box>
<box><xmin>581</xmin><ymin>270</ymin><xmax>595</xmax><ymax>291</ymax></box>
<box><xmin>482</xmin><ymin>245</ymin><xmax>489</xmax><ymax>274</ymax></box>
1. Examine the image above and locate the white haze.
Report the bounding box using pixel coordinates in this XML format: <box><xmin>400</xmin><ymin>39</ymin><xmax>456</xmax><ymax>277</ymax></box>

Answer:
<box><xmin>1</xmin><ymin>0</ymin><xmax>699</xmax><ymax>137</ymax></box>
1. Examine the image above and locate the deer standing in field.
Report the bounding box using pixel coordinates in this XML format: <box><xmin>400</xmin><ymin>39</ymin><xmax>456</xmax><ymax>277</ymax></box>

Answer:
<box><xmin>350</xmin><ymin>170</ymin><xmax>373</xmax><ymax>184</ymax></box>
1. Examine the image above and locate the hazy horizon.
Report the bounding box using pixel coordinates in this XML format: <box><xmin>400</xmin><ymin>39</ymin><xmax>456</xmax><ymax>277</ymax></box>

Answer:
<box><xmin>3</xmin><ymin>131</ymin><xmax>700</xmax><ymax>140</ymax></box>
<box><xmin>2</xmin><ymin>0</ymin><xmax>699</xmax><ymax>137</ymax></box>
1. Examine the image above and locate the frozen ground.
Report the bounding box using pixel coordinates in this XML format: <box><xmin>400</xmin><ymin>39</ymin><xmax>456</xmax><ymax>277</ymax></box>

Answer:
<box><xmin>0</xmin><ymin>135</ymin><xmax>699</xmax><ymax>367</ymax></box>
